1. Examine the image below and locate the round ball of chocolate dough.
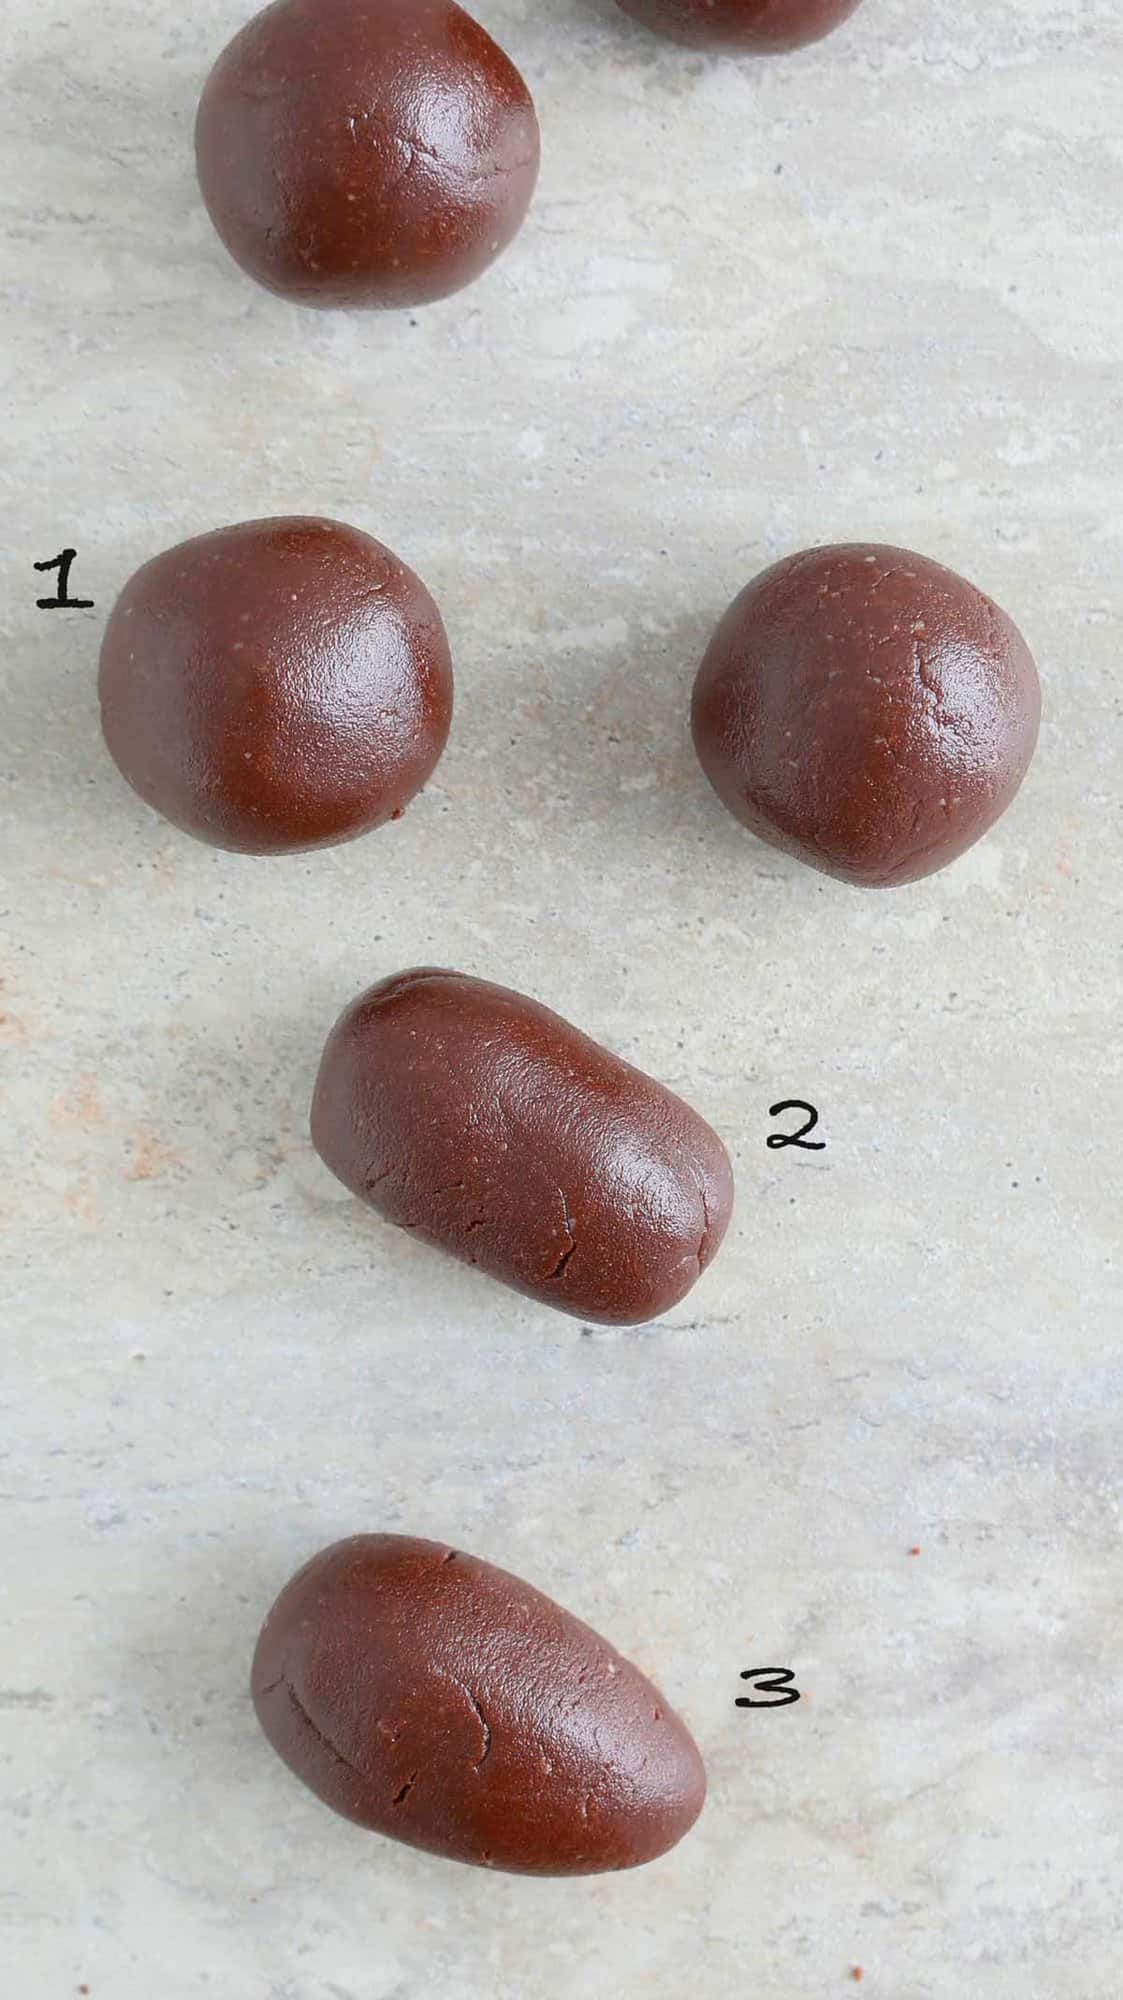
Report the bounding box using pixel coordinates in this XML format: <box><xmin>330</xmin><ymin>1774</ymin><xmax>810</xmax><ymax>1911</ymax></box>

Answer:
<box><xmin>252</xmin><ymin>1534</ymin><xmax>706</xmax><ymax>1874</ymax></box>
<box><xmin>691</xmin><ymin>544</ymin><xmax>1041</xmax><ymax>888</ymax></box>
<box><xmin>98</xmin><ymin>517</ymin><xmax>453</xmax><ymax>855</ymax></box>
<box><xmin>195</xmin><ymin>0</ymin><xmax>540</xmax><ymax>309</ymax></box>
<box><xmin>614</xmin><ymin>0</ymin><xmax>863</xmax><ymax>52</ymax></box>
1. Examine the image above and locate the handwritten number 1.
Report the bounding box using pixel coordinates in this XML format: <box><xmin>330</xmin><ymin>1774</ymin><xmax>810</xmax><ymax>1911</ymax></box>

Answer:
<box><xmin>35</xmin><ymin>549</ymin><xmax>93</xmax><ymax>610</ymax></box>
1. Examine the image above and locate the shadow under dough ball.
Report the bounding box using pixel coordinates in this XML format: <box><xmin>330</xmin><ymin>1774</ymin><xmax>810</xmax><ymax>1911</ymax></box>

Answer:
<box><xmin>691</xmin><ymin>544</ymin><xmax>1041</xmax><ymax>887</ymax></box>
<box><xmin>615</xmin><ymin>0</ymin><xmax>863</xmax><ymax>51</ymax></box>
<box><xmin>311</xmin><ymin>967</ymin><xmax>734</xmax><ymax>1324</ymax></box>
<box><xmin>195</xmin><ymin>0</ymin><xmax>540</xmax><ymax>309</ymax></box>
<box><xmin>99</xmin><ymin>517</ymin><xmax>453</xmax><ymax>854</ymax></box>
<box><xmin>252</xmin><ymin>1534</ymin><xmax>706</xmax><ymax>1873</ymax></box>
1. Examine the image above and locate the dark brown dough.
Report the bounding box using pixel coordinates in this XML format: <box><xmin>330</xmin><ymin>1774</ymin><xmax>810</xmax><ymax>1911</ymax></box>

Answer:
<box><xmin>311</xmin><ymin>968</ymin><xmax>733</xmax><ymax>1323</ymax></box>
<box><xmin>252</xmin><ymin>1534</ymin><xmax>706</xmax><ymax>1874</ymax></box>
<box><xmin>98</xmin><ymin>517</ymin><xmax>453</xmax><ymax>854</ymax></box>
<box><xmin>615</xmin><ymin>0</ymin><xmax>863</xmax><ymax>51</ymax></box>
<box><xmin>195</xmin><ymin>0</ymin><xmax>540</xmax><ymax>309</ymax></box>
<box><xmin>691</xmin><ymin>543</ymin><xmax>1041</xmax><ymax>888</ymax></box>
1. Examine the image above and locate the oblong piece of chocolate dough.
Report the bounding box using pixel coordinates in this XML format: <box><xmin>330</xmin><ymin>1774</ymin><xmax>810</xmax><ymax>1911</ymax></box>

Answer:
<box><xmin>311</xmin><ymin>968</ymin><xmax>734</xmax><ymax>1323</ymax></box>
<box><xmin>252</xmin><ymin>1533</ymin><xmax>707</xmax><ymax>1874</ymax></box>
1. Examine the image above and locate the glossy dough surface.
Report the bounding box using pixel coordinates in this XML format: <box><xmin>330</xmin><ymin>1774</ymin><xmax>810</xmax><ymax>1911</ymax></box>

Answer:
<box><xmin>691</xmin><ymin>543</ymin><xmax>1041</xmax><ymax>887</ymax></box>
<box><xmin>311</xmin><ymin>968</ymin><xmax>734</xmax><ymax>1323</ymax></box>
<box><xmin>98</xmin><ymin>517</ymin><xmax>453</xmax><ymax>854</ymax></box>
<box><xmin>615</xmin><ymin>0</ymin><xmax>863</xmax><ymax>51</ymax></box>
<box><xmin>252</xmin><ymin>1535</ymin><xmax>706</xmax><ymax>1874</ymax></box>
<box><xmin>195</xmin><ymin>0</ymin><xmax>540</xmax><ymax>308</ymax></box>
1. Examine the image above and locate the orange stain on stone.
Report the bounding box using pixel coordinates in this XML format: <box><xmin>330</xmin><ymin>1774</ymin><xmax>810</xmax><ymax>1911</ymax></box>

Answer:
<box><xmin>125</xmin><ymin>1127</ymin><xmax>184</xmax><ymax>1182</ymax></box>
<box><xmin>64</xmin><ymin>1182</ymin><xmax>99</xmax><ymax>1228</ymax></box>
<box><xmin>50</xmin><ymin>1074</ymin><xmax>106</xmax><ymax>1128</ymax></box>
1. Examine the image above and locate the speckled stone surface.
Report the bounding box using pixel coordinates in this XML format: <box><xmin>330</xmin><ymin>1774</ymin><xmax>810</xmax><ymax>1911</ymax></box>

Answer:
<box><xmin>2</xmin><ymin>2</ymin><xmax>1121</xmax><ymax>1995</ymax></box>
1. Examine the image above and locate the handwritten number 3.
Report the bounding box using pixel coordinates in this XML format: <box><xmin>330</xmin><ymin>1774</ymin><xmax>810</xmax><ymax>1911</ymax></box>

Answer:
<box><xmin>736</xmin><ymin>1668</ymin><xmax>801</xmax><ymax>1709</ymax></box>
<box><xmin>767</xmin><ymin>1100</ymin><xmax>824</xmax><ymax>1151</ymax></box>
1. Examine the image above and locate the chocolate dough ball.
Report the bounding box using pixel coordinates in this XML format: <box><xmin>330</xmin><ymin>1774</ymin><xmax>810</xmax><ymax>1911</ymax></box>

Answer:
<box><xmin>195</xmin><ymin>0</ymin><xmax>540</xmax><ymax>309</ymax></box>
<box><xmin>252</xmin><ymin>1534</ymin><xmax>706</xmax><ymax>1873</ymax></box>
<box><xmin>312</xmin><ymin>967</ymin><xmax>734</xmax><ymax>1324</ymax></box>
<box><xmin>99</xmin><ymin>517</ymin><xmax>452</xmax><ymax>854</ymax></box>
<box><xmin>691</xmin><ymin>544</ymin><xmax>1041</xmax><ymax>888</ymax></box>
<box><xmin>615</xmin><ymin>0</ymin><xmax>863</xmax><ymax>52</ymax></box>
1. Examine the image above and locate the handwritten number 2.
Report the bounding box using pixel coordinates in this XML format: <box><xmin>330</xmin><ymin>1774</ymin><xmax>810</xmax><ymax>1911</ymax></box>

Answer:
<box><xmin>767</xmin><ymin>1100</ymin><xmax>824</xmax><ymax>1151</ymax></box>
